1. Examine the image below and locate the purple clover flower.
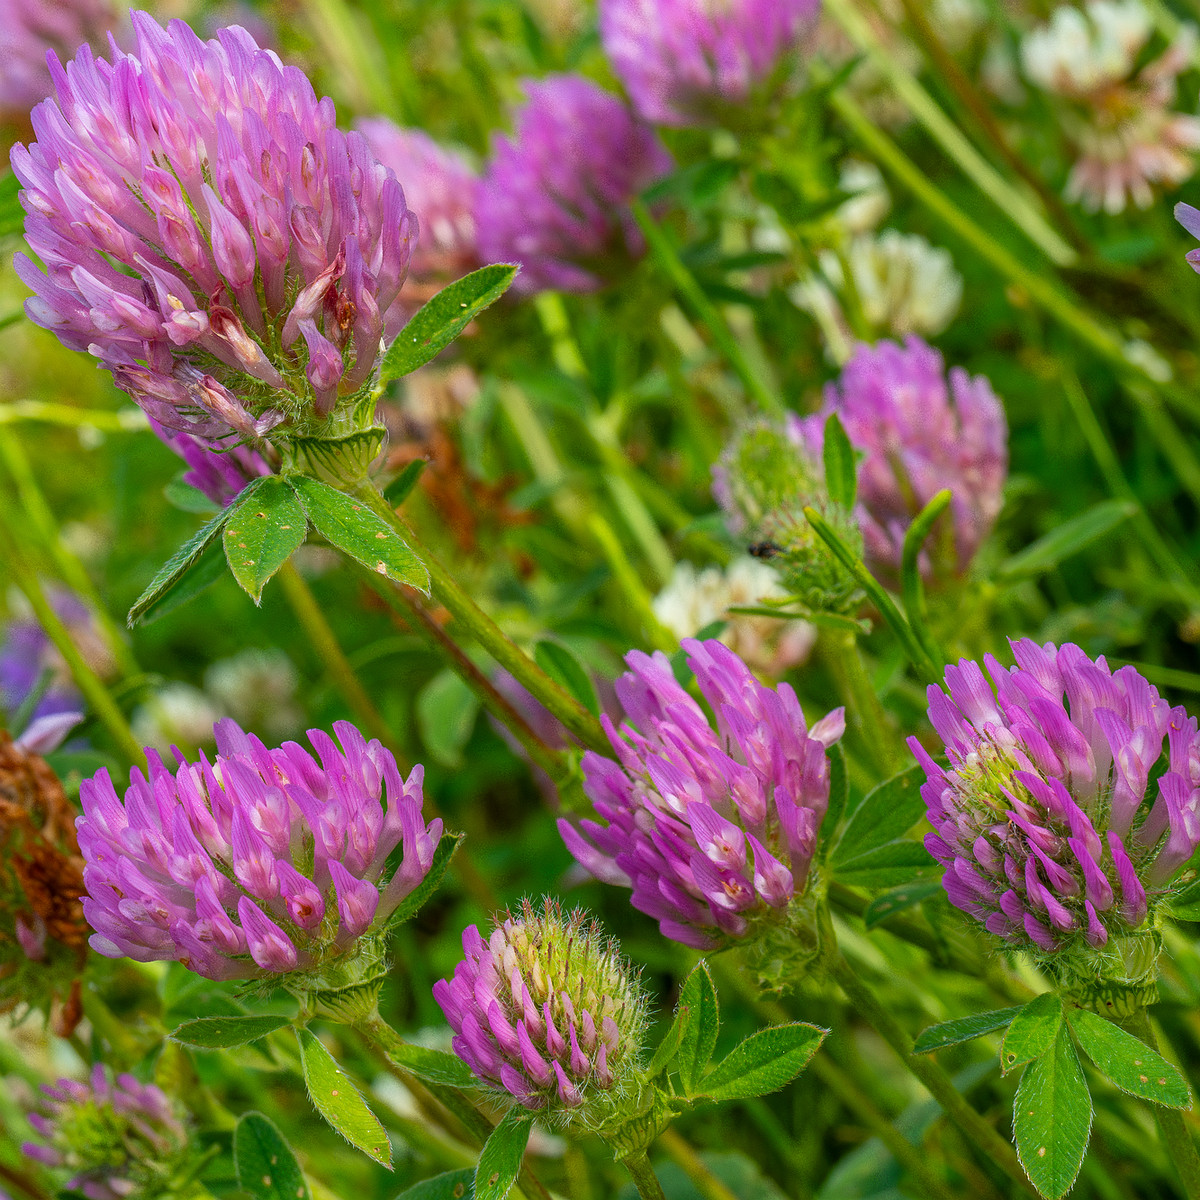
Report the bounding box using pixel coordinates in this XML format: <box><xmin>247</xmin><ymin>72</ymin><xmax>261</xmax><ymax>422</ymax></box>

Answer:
<box><xmin>600</xmin><ymin>0</ymin><xmax>820</xmax><ymax>127</ymax></box>
<box><xmin>795</xmin><ymin>336</ymin><xmax>1007</xmax><ymax>577</ymax></box>
<box><xmin>912</xmin><ymin>642</ymin><xmax>1200</xmax><ymax>962</ymax></box>
<box><xmin>12</xmin><ymin>12</ymin><xmax>417</xmax><ymax>444</ymax></box>
<box><xmin>77</xmin><ymin>719</ymin><xmax>442</xmax><ymax>981</ymax></box>
<box><xmin>558</xmin><ymin>638</ymin><xmax>845</xmax><ymax>949</ymax></box>
<box><xmin>433</xmin><ymin>898</ymin><xmax>646</xmax><ymax>1119</ymax></box>
<box><xmin>150</xmin><ymin>419</ymin><xmax>271</xmax><ymax>508</ymax></box>
<box><xmin>23</xmin><ymin>1064</ymin><xmax>188</xmax><ymax>1200</ymax></box>
<box><xmin>475</xmin><ymin>75</ymin><xmax>671</xmax><ymax>293</ymax></box>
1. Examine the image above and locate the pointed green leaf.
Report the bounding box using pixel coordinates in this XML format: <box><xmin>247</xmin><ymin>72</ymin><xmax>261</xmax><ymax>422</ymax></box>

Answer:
<box><xmin>164</xmin><ymin>476</ymin><xmax>221</xmax><ymax>514</ymax></box>
<box><xmin>128</xmin><ymin>493</ymin><xmax>252</xmax><ymax>626</ymax></box>
<box><xmin>998</xmin><ymin>500</ymin><xmax>1136</xmax><ymax>582</ymax></box>
<box><xmin>863</xmin><ymin>881</ymin><xmax>943</xmax><ymax>929</ymax></box>
<box><xmin>223</xmin><ymin>476</ymin><xmax>307</xmax><ymax>603</ymax></box>
<box><xmin>832</xmin><ymin>764</ymin><xmax>926</xmax><ymax>865</ymax></box>
<box><xmin>1066</xmin><ymin>1008</ymin><xmax>1190</xmax><ymax>1108</ymax></box>
<box><xmin>1013</xmin><ymin>1026</ymin><xmax>1092</xmax><ymax>1200</ymax></box>
<box><xmin>914</xmin><ymin>1007</ymin><xmax>1025</xmax><ymax>1054</ymax></box>
<box><xmin>696</xmin><ymin>1023</ymin><xmax>826</xmax><ymax>1101</ymax></box>
<box><xmin>822</xmin><ymin>413</ymin><xmax>857</xmax><ymax>510</ymax></box>
<box><xmin>1002</xmin><ymin>994</ymin><xmax>1064</xmax><ymax>1076</ymax></box>
<box><xmin>384</xmin><ymin>1042</ymin><xmax>477</xmax><ymax>1090</ymax></box>
<box><xmin>171</xmin><ymin>1015</ymin><xmax>292</xmax><ymax>1049</ymax></box>
<box><xmin>676</xmin><ymin>960</ymin><xmax>720</xmax><ymax>1097</ymax></box>
<box><xmin>383</xmin><ymin>458</ymin><xmax>428</xmax><ymax>506</ymax></box>
<box><xmin>473</xmin><ymin>1107</ymin><xmax>532</xmax><ymax>1200</ymax></box>
<box><xmin>295</xmin><ymin>1027</ymin><xmax>392</xmax><ymax>1168</ymax></box>
<box><xmin>380</xmin><ymin>264</ymin><xmax>519</xmax><ymax>383</ymax></box>
<box><xmin>290</xmin><ymin>476</ymin><xmax>429</xmax><ymax>592</ymax></box>
<box><xmin>830</xmin><ymin>840</ymin><xmax>935</xmax><ymax>888</ymax></box>
<box><xmin>533</xmin><ymin>641</ymin><xmax>600</xmax><ymax>717</ymax></box>
<box><xmin>385</xmin><ymin>831</ymin><xmax>462</xmax><ymax>931</ymax></box>
<box><xmin>393</xmin><ymin>1169</ymin><xmax>475</xmax><ymax>1200</ymax></box>
<box><xmin>234</xmin><ymin>1112</ymin><xmax>311</xmax><ymax>1200</ymax></box>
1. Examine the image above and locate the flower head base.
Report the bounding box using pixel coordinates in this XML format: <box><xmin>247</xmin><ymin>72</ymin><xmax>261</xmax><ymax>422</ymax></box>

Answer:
<box><xmin>560</xmin><ymin>638</ymin><xmax>844</xmax><ymax>949</ymax></box>
<box><xmin>475</xmin><ymin>76</ymin><xmax>671</xmax><ymax>293</ymax></box>
<box><xmin>796</xmin><ymin>336</ymin><xmax>1007</xmax><ymax>578</ymax></box>
<box><xmin>434</xmin><ymin>898</ymin><xmax>646</xmax><ymax>1125</ymax></box>
<box><xmin>599</xmin><ymin>0</ymin><xmax>820</xmax><ymax>128</ymax></box>
<box><xmin>78</xmin><ymin>719</ymin><xmax>443</xmax><ymax>995</ymax></box>
<box><xmin>1021</xmin><ymin>1</ymin><xmax>1200</xmax><ymax>213</ymax></box>
<box><xmin>714</xmin><ymin>419</ymin><xmax>864</xmax><ymax>615</ymax></box>
<box><xmin>13</xmin><ymin>13</ymin><xmax>417</xmax><ymax>450</ymax></box>
<box><xmin>912</xmin><ymin>641</ymin><xmax>1200</xmax><ymax>992</ymax></box>
<box><xmin>23</xmin><ymin>1065</ymin><xmax>191</xmax><ymax>1200</ymax></box>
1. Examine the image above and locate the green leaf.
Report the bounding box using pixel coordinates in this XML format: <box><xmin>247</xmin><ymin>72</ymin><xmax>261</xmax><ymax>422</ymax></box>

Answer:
<box><xmin>380</xmin><ymin>264</ymin><xmax>518</xmax><ymax>383</ymax></box>
<box><xmin>295</xmin><ymin>1027</ymin><xmax>392</xmax><ymax>1168</ymax></box>
<box><xmin>642</xmin><ymin>160</ymin><xmax>741</xmax><ymax>206</ymax></box>
<box><xmin>696</xmin><ymin>1023</ymin><xmax>826</xmax><ymax>1101</ymax></box>
<box><xmin>385</xmin><ymin>831</ymin><xmax>462</xmax><ymax>931</ymax></box>
<box><xmin>676</xmin><ymin>961</ymin><xmax>720</xmax><ymax>1097</ymax></box>
<box><xmin>164</xmin><ymin>477</ymin><xmax>220</xmax><ymax>514</ymax></box>
<box><xmin>128</xmin><ymin>497</ymin><xmax>246</xmax><ymax>627</ymax></box>
<box><xmin>1002</xmin><ymin>994</ymin><xmax>1064</xmax><ymax>1076</ymax></box>
<box><xmin>913</xmin><ymin>1007</ymin><xmax>1025</xmax><ymax>1054</ymax></box>
<box><xmin>417</xmin><ymin>669</ymin><xmax>480</xmax><ymax>768</ymax></box>
<box><xmin>393</xmin><ymin>1169</ymin><xmax>475</xmax><ymax>1200</ymax></box>
<box><xmin>533</xmin><ymin>641</ymin><xmax>600</xmax><ymax>717</ymax></box>
<box><xmin>832</xmin><ymin>764</ymin><xmax>927</xmax><ymax>865</ymax></box>
<box><xmin>1013</xmin><ymin>1026</ymin><xmax>1092</xmax><ymax>1200</ymax></box>
<box><xmin>998</xmin><ymin>500</ymin><xmax>1137</xmax><ymax>582</ymax></box>
<box><xmin>1066</xmin><ymin>1008</ymin><xmax>1190</xmax><ymax>1108</ymax></box>
<box><xmin>171</xmin><ymin>1015</ymin><xmax>292</xmax><ymax>1049</ymax></box>
<box><xmin>831</xmin><ymin>840</ymin><xmax>935</xmax><ymax>888</ymax></box>
<box><xmin>473</xmin><ymin>1107</ymin><xmax>532</xmax><ymax>1200</ymax></box>
<box><xmin>862</xmin><ymin>881</ymin><xmax>943</xmax><ymax>929</ymax></box>
<box><xmin>223</xmin><ymin>476</ymin><xmax>307</xmax><ymax>603</ymax></box>
<box><xmin>822</xmin><ymin>413</ymin><xmax>857</xmax><ymax>510</ymax></box>
<box><xmin>383</xmin><ymin>459</ymin><xmax>428</xmax><ymax>506</ymax></box>
<box><xmin>290</xmin><ymin>476</ymin><xmax>429</xmax><ymax>592</ymax></box>
<box><xmin>822</xmin><ymin>743</ymin><xmax>849</xmax><ymax>849</ymax></box>
<box><xmin>1167</xmin><ymin>870</ymin><xmax>1200</xmax><ymax>919</ymax></box>
<box><xmin>234</xmin><ymin>1112</ymin><xmax>311</xmax><ymax>1200</ymax></box>
<box><xmin>384</xmin><ymin>1043</ymin><xmax>477</xmax><ymax>1090</ymax></box>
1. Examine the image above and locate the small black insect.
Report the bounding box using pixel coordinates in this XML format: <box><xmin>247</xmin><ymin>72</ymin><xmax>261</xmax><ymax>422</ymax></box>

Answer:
<box><xmin>748</xmin><ymin>540</ymin><xmax>782</xmax><ymax>560</ymax></box>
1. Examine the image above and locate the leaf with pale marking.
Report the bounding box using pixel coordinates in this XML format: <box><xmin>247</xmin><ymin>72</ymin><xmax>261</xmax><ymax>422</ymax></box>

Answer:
<box><xmin>223</xmin><ymin>476</ymin><xmax>307</xmax><ymax>602</ymax></box>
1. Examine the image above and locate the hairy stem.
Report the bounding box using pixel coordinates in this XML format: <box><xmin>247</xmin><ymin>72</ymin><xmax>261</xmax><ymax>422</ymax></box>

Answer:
<box><xmin>820</xmin><ymin>629</ymin><xmax>900</xmax><ymax>774</ymax></box>
<box><xmin>621</xmin><ymin>1149</ymin><xmax>669</xmax><ymax>1200</ymax></box>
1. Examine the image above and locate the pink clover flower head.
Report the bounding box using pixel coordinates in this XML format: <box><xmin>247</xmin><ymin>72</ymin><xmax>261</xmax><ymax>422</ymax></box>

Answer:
<box><xmin>22</xmin><ymin>1064</ymin><xmax>188</xmax><ymax>1200</ymax></box>
<box><xmin>912</xmin><ymin>641</ymin><xmax>1200</xmax><ymax>965</ymax></box>
<box><xmin>796</xmin><ymin>336</ymin><xmax>1007</xmax><ymax>577</ymax></box>
<box><xmin>559</xmin><ymin>638</ymin><xmax>845</xmax><ymax>949</ymax></box>
<box><xmin>600</xmin><ymin>0</ymin><xmax>820</xmax><ymax>127</ymax></box>
<box><xmin>12</xmin><ymin>12</ymin><xmax>417</xmax><ymax>444</ymax></box>
<box><xmin>77</xmin><ymin>719</ymin><xmax>443</xmax><ymax>981</ymax></box>
<box><xmin>0</xmin><ymin>0</ymin><xmax>121</xmax><ymax>113</ymax></box>
<box><xmin>433</xmin><ymin>898</ymin><xmax>646</xmax><ymax>1122</ymax></box>
<box><xmin>475</xmin><ymin>75</ymin><xmax>672</xmax><ymax>293</ymax></box>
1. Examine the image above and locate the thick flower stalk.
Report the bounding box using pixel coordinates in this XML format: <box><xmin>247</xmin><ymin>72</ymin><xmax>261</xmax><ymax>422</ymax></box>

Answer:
<box><xmin>13</xmin><ymin>12</ymin><xmax>417</xmax><ymax>447</ymax></box>
<box><xmin>912</xmin><ymin>642</ymin><xmax>1200</xmax><ymax>991</ymax></box>
<box><xmin>559</xmin><ymin>638</ymin><xmax>844</xmax><ymax>949</ymax></box>
<box><xmin>433</xmin><ymin>898</ymin><xmax>646</xmax><ymax>1124</ymax></box>
<box><xmin>77</xmin><ymin>718</ymin><xmax>442</xmax><ymax>983</ymax></box>
<box><xmin>23</xmin><ymin>1065</ymin><xmax>192</xmax><ymax>1200</ymax></box>
<box><xmin>599</xmin><ymin>0</ymin><xmax>821</xmax><ymax>127</ymax></box>
<box><xmin>1021</xmin><ymin>0</ymin><xmax>1200</xmax><ymax>213</ymax></box>
<box><xmin>475</xmin><ymin>75</ymin><xmax>671</xmax><ymax>293</ymax></box>
<box><xmin>797</xmin><ymin>336</ymin><xmax>1007</xmax><ymax>577</ymax></box>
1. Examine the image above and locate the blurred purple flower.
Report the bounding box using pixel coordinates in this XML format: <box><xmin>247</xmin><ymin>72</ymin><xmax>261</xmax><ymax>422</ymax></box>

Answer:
<box><xmin>475</xmin><ymin>75</ymin><xmax>671</xmax><ymax>293</ymax></box>
<box><xmin>78</xmin><ymin>719</ymin><xmax>442</xmax><ymax>981</ymax></box>
<box><xmin>12</xmin><ymin>12</ymin><xmax>417</xmax><ymax>442</ymax></box>
<box><xmin>795</xmin><ymin>336</ymin><xmax>1007</xmax><ymax>576</ymax></box>
<box><xmin>912</xmin><ymin>641</ymin><xmax>1200</xmax><ymax>958</ymax></box>
<box><xmin>558</xmin><ymin>638</ymin><xmax>844</xmax><ymax>949</ymax></box>
<box><xmin>600</xmin><ymin>0</ymin><xmax>820</xmax><ymax>127</ymax></box>
<box><xmin>150</xmin><ymin>419</ymin><xmax>270</xmax><ymax>508</ymax></box>
<box><xmin>433</xmin><ymin>898</ymin><xmax>645</xmax><ymax>1118</ymax></box>
<box><xmin>23</xmin><ymin>1064</ymin><xmax>187</xmax><ymax>1200</ymax></box>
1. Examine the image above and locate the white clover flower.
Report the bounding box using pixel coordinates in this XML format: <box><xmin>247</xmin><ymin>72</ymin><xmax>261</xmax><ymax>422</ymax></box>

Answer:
<box><xmin>1022</xmin><ymin>1</ymin><xmax>1151</xmax><ymax>95</ymax></box>
<box><xmin>205</xmin><ymin>648</ymin><xmax>301</xmax><ymax>741</ymax></box>
<box><xmin>132</xmin><ymin>684</ymin><xmax>222</xmax><ymax>755</ymax></box>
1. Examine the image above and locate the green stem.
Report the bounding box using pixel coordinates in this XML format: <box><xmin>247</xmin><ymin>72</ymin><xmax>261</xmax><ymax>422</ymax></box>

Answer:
<box><xmin>631</xmin><ymin>198</ymin><xmax>783</xmax><ymax>416</ymax></box>
<box><xmin>830</xmin><ymin>951</ymin><xmax>1038</xmax><ymax>1198</ymax></box>
<box><xmin>588</xmin><ymin>514</ymin><xmax>679</xmax><ymax>654</ymax></box>
<box><xmin>350</xmin><ymin>481</ymin><xmax>609</xmax><ymax>754</ymax></box>
<box><xmin>621</xmin><ymin>1150</ymin><xmax>669</xmax><ymax>1200</ymax></box>
<box><xmin>820</xmin><ymin>629</ymin><xmax>900</xmax><ymax>774</ymax></box>
<box><xmin>0</xmin><ymin>511</ymin><xmax>143</xmax><ymax>764</ymax></box>
<box><xmin>656</xmin><ymin>1129</ymin><xmax>738</xmax><ymax>1200</ymax></box>
<box><xmin>1122</xmin><ymin>1009</ymin><xmax>1200</xmax><ymax>1199</ymax></box>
